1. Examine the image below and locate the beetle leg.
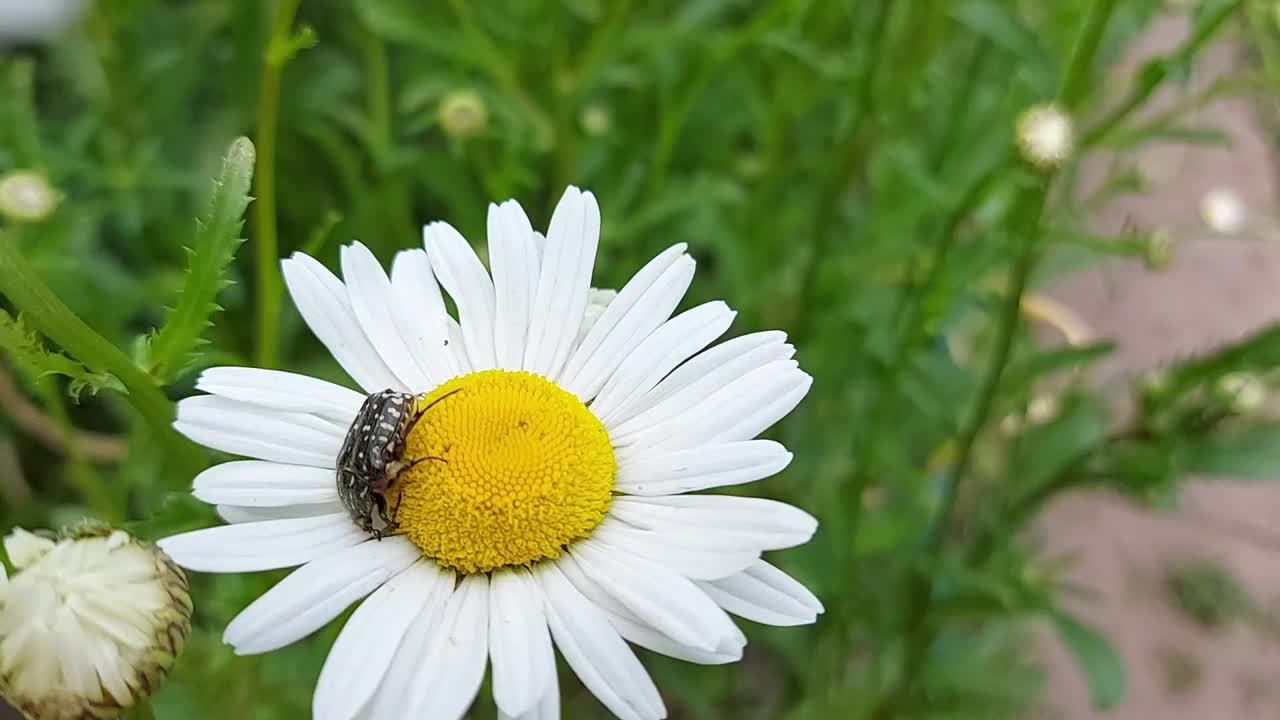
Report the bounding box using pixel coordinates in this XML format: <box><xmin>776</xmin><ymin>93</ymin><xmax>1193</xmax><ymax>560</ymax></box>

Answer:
<box><xmin>404</xmin><ymin>388</ymin><xmax>463</xmax><ymax>436</ymax></box>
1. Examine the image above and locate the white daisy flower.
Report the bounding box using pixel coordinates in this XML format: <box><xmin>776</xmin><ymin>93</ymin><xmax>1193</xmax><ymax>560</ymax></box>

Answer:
<box><xmin>159</xmin><ymin>186</ymin><xmax>821</xmax><ymax>720</ymax></box>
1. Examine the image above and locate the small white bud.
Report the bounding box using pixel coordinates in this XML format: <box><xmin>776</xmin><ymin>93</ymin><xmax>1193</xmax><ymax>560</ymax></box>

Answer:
<box><xmin>0</xmin><ymin>171</ymin><xmax>60</xmax><ymax>223</ymax></box>
<box><xmin>1217</xmin><ymin>372</ymin><xmax>1266</xmax><ymax>414</ymax></box>
<box><xmin>0</xmin><ymin>525</ymin><xmax>191</xmax><ymax>719</ymax></box>
<box><xmin>580</xmin><ymin>104</ymin><xmax>612</xmax><ymax>137</ymax></box>
<box><xmin>438</xmin><ymin>91</ymin><xmax>488</xmax><ymax>140</ymax></box>
<box><xmin>1200</xmin><ymin>187</ymin><xmax>1246</xmax><ymax>235</ymax></box>
<box><xmin>0</xmin><ymin>0</ymin><xmax>86</xmax><ymax>45</ymax></box>
<box><xmin>1016</xmin><ymin>104</ymin><xmax>1074</xmax><ymax>170</ymax></box>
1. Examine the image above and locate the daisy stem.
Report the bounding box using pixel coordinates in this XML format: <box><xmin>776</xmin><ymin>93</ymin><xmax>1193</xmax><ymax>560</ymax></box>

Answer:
<box><xmin>790</xmin><ymin>0</ymin><xmax>892</xmax><ymax>345</ymax></box>
<box><xmin>252</xmin><ymin>0</ymin><xmax>305</xmax><ymax>370</ymax></box>
<box><xmin>0</xmin><ymin>232</ymin><xmax>205</xmax><ymax>477</ymax></box>
<box><xmin>1080</xmin><ymin>0</ymin><xmax>1242</xmax><ymax>146</ymax></box>
<box><xmin>870</xmin><ymin>1</ymin><xmax>1121</xmax><ymax>716</ymax></box>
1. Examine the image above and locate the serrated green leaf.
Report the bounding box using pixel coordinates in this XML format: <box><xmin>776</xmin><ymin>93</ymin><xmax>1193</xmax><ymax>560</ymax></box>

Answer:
<box><xmin>1050</xmin><ymin>609</ymin><xmax>1126</xmax><ymax>711</ymax></box>
<box><xmin>0</xmin><ymin>308</ymin><xmax>123</xmax><ymax>400</ymax></box>
<box><xmin>1183</xmin><ymin>422</ymin><xmax>1280</xmax><ymax>480</ymax></box>
<box><xmin>142</xmin><ymin>137</ymin><xmax>255</xmax><ymax>382</ymax></box>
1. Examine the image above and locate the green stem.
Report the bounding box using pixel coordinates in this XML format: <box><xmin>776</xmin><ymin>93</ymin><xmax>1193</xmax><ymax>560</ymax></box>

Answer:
<box><xmin>252</xmin><ymin>0</ymin><xmax>302</xmax><ymax>369</ymax></box>
<box><xmin>646</xmin><ymin>0</ymin><xmax>791</xmax><ymax>200</ymax></box>
<box><xmin>790</xmin><ymin>0</ymin><xmax>892</xmax><ymax>345</ymax></box>
<box><xmin>1081</xmin><ymin>0</ymin><xmax>1242</xmax><ymax>146</ymax></box>
<box><xmin>1059</xmin><ymin>0</ymin><xmax>1120</xmax><ymax>110</ymax></box>
<box><xmin>0</xmin><ymin>233</ymin><xmax>203</xmax><ymax>475</ymax></box>
<box><xmin>34</xmin><ymin>377</ymin><xmax>118</xmax><ymax>521</ymax></box>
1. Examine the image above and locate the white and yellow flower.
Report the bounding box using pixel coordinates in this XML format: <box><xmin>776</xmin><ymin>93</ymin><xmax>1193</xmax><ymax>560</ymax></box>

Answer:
<box><xmin>159</xmin><ymin>187</ymin><xmax>820</xmax><ymax>720</ymax></box>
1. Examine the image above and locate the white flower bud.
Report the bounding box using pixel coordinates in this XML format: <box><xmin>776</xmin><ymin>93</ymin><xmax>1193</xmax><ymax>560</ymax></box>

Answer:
<box><xmin>1217</xmin><ymin>372</ymin><xmax>1266</xmax><ymax>414</ymax></box>
<box><xmin>0</xmin><ymin>525</ymin><xmax>191</xmax><ymax>719</ymax></box>
<box><xmin>438</xmin><ymin>91</ymin><xmax>488</xmax><ymax>140</ymax></box>
<box><xmin>1016</xmin><ymin>104</ymin><xmax>1074</xmax><ymax>171</ymax></box>
<box><xmin>0</xmin><ymin>0</ymin><xmax>85</xmax><ymax>45</ymax></box>
<box><xmin>580</xmin><ymin>105</ymin><xmax>612</xmax><ymax>137</ymax></box>
<box><xmin>1200</xmin><ymin>187</ymin><xmax>1246</xmax><ymax>235</ymax></box>
<box><xmin>0</xmin><ymin>172</ymin><xmax>60</xmax><ymax>223</ymax></box>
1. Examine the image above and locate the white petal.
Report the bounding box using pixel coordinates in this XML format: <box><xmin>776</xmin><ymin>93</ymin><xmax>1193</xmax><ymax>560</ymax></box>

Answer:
<box><xmin>196</xmin><ymin>367</ymin><xmax>365</xmax><ymax>422</ymax></box>
<box><xmin>609</xmin><ymin>496</ymin><xmax>817</xmax><ymax>551</ymax></box>
<box><xmin>489</xmin><ymin>200</ymin><xmax>539</xmax><ymax>371</ymax></box>
<box><xmin>605</xmin><ymin>611</ymin><xmax>741</xmax><ymax>665</ymax></box>
<box><xmin>341</xmin><ymin>242</ymin><xmax>433</xmax><ymax>390</ymax></box>
<box><xmin>216</xmin><ymin>502</ymin><xmax>343</xmax><ymax>524</ymax></box>
<box><xmin>192</xmin><ymin>460</ymin><xmax>337</xmax><ymax>506</ymax></box>
<box><xmin>697</xmin><ymin>560</ymin><xmax>823</xmax><ymax>626</ymax></box>
<box><xmin>523</xmin><ymin>187</ymin><xmax>601</xmax><ymax>380</ymax></box>
<box><xmin>592</xmin><ymin>301</ymin><xmax>735</xmax><ymax>424</ymax></box>
<box><xmin>281</xmin><ymin>253</ymin><xmax>404</xmax><ymax>393</ymax></box>
<box><xmin>223</xmin><ymin>537</ymin><xmax>420</xmax><ymax>655</ymax></box>
<box><xmin>314</xmin><ymin>560</ymin><xmax>456</xmax><ymax>720</ymax></box>
<box><xmin>614</xmin><ymin>440</ymin><xmax>791</xmax><ymax>497</ymax></box>
<box><xmin>424</xmin><ymin>222</ymin><xmax>498</xmax><ymax>371</ymax></box>
<box><xmin>490</xmin><ymin>568</ymin><xmax>555</xmax><ymax>718</ymax></box>
<box><xmin>536</xmin><ymin>563</ymin><xmax>665</xmax><ymax>720</ymax></box>
<box><xmin>175</xmin><ymin>395</ymin><xmax>343</xmax><ymax>468</ymax></box>
<box><xmin>614</xmin><ymin>363</ymin><xmax>810</xmax><ymax>454</ymax></box>
<box><xmin>157</xmin><ymin>512</ymin><xmax>365</xmax><ymax>573</ymax></box>
<box><xmin>590</xmin><ymin>519</ymin><xmax>758</xmax><ymax>580</ymax></box>
<box><xmin>554</xmin><ymin>552</ymin><xmax>744</xmax><ymax>666</ymax></box>
<box><xmin>404</xmin><ymin>574</ymin><xmax>490</xmax><ymax>719</ymax></box>
<box><xmin>389</xmin><ymin>249</ymin><xmax>463</xmax><ymax>385</ymax></box>
<box><xmin>608</xmin><ymin>332</ymin><xmax>792</xmax><ymax>435</ymax></box>
<box><xmin>500</xmin><ymin>663</ymin><xmax>560</xmax><ymax>720</ymax></box>
<box><xmin>3</xmin><ymin>529</ymin><xmax>54</xmax><ymax>570</ymax></box>
<box><xmin>560</xmin><ymin>247</ymin><xmax>694</xmax><ymax>402</ymax></box>
<box><xmin>569</xmin><ymin>541</ymin><xmax>741</xmax><ymax>653</ymax></box>
<box><xmin>361</xmin><ymin>563</ymin><xmax>458</xmax><ymax>719</ymax></box>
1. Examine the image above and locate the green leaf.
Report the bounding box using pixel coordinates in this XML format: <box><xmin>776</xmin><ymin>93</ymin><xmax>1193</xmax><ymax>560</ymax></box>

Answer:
<box><xmin>141</xmin><ymin>137</ymin><xmax>255</xmax><ymax>382</ymax></box>
<box><xmin>1011</xmin><ymin>394</ymin><xmax>1109</xmax><ymax>491</ymax></box>
<box><xmin>1050</xmin><ymin>609</ymin><xmax>1126</xmax><ymax>711</ymax></box>
<box><xmin>1183</xmin><ymin>422</ymin><xmax>1280</xmax><ymax>480</ymax></box>
<box><xmin>1006</xmin><ymin>341</ymin><xmax>1115</xmax><ymax>390</ymax></box>
<box><xmin>0</xmin><ymin>308</ymin><xmax>123</xmax><ymax>400</ymax></box>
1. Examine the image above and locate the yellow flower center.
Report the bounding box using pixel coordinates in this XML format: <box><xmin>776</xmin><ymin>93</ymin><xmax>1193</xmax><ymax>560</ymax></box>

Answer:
<box><xmin>393</xmin><ymin>370</ymin><xmax>615</xmax><ymax>574</ymax></box>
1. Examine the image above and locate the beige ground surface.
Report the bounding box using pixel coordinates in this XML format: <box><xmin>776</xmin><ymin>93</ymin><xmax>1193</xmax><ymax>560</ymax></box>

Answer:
<box><xmin>1038</xmin><ymin>14</ymin><xmax>1280</xmax><ymax>720</ymax></box>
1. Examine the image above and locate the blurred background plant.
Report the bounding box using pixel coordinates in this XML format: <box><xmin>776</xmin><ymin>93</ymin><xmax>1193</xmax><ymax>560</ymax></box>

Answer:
<box><xmin>2</xmin><ymin>0</ymin><xmax>1279</xmax><ymax>718</ymax></box>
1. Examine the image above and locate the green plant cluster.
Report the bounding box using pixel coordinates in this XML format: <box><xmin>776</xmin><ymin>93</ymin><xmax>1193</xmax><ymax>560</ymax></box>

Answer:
<box><xmin>0</xmin><ymin>0</ymin><xmax>1273</xmax><ymax>718</ymax></box>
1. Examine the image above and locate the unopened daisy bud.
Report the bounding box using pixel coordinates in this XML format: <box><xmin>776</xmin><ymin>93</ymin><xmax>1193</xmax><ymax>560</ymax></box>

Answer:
<box><xmin>1027</xmin><ymin>395</ymin><xmax>1058</xmax><ymax>424</ymax></box>
<box><xmin>1217</xmin><ymin>372</ymin><xmax>1266</xmax><ymax>414</ymax></box>
<box><xmin>1143</xmin><ymin>227</ymin><xmax>1176</xmax><ymax>271</ymax></box>
<box><xmin>579</xmin><ymin>104</ymin><xmax>611</xmax><ymax>137</ymax></box>
<box><xmin>0</xmin><ymin>171</ymin><xmax>60</xmax><ymax>223</ymax></box>
<box><xmin>1016</xmin><ymin>104</ymin><xmax>1074</xmax><ymax>171</ymax></box>
<box><xmin>0</xmin><ymin>525</ymin><xmax>191</xmax><ymax>720</ymax></box>
<box><xmin>1201</xmin><ymin>187</ymin><xmax>1246</xmax><ymax>235</ymax></box>
<box><xmin>438</xmin><ymin>90</ymin><xmax>488</xmax><ymax>140</ymax></box>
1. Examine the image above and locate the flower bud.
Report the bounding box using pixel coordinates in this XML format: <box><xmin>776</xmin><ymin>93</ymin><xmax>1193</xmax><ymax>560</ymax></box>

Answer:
<box><xmin>1143</xmin><ymin>227</ymin><xmax>1176</xmax><ymax>271</ymax></box>
<box><xmin>1200</xmin><ymin>187</ymin><xmax>1246</xmax><ymax>235</ymax></box>
<box><xmin>0</xmin><ymin>172</ymin><xmax>60</xmax><ymax>223</ymax></box>
<box><xmin>0</xmin><ymin>525</ymin><xmax>192</xmax><ymax>720</ymax></box>
<box><xmin>1016</xmin><ymin>104</ymin><xmax>1074</xmax><ymax>171</ymax></box>
<box><xmin>580</xmin><ymin>104</ymin><xmax>612</xmax><ymax>137</ymax></box>
<box><xmin>1216</xmin><ymin>372</ymin><xmax>1266</xmax><ymax>414</ymax></box>
<box><xmin>438</xmin><ymin>90</ymin><xmax>488</xmax><ymax>140</ymax></box>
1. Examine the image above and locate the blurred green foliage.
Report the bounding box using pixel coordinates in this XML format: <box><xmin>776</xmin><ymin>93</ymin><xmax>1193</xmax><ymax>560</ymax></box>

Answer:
<box><xmin>0</xmin><ymin>0</ymin><xmax>1275</xmax><ymax>718</ymax></box>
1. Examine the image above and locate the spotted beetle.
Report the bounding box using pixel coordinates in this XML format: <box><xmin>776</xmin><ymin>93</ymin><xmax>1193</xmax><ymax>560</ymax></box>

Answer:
<box><xmin>336</xmin><ymin>389</ymin><xmax>457</xmax><ymax>538</ymax></box>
